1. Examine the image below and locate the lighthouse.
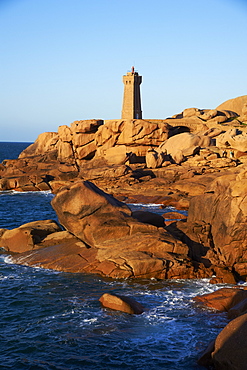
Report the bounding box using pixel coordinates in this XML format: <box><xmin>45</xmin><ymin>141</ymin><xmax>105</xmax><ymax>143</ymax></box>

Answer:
<box><xmin>121</xmin><ymin>67</ymin><xmax>142</xmax><ymax>119</ymax></box>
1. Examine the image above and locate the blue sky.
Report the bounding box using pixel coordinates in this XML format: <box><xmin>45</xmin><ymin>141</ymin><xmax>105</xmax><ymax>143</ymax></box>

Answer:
<box><xmin>1</xmin><ymin>0</ymin><xmax>247</xmax><ymax>142</ymax></box>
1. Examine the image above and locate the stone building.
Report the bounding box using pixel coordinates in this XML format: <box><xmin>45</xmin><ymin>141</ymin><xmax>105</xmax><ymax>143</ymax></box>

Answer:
<box><xmin>121</xmin><ymin>66</ymin><xmax>142</xmax><ymax>119</ymax></box>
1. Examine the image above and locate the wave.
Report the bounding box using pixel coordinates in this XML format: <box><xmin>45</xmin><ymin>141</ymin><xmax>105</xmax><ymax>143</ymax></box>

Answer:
<box><xmin>0</xmin><ymin>189</ymin><xmax>53</xmax><ymax>196</ymax></box>
<box><xmin>1</xmin><ymin>255</ymin><xmax>14</xmax><ymax>264</ymax></box>
<box><xmin>128</xmin><ymin>203</ymin><xmax>167</xmax><ymax>207</ymax></box>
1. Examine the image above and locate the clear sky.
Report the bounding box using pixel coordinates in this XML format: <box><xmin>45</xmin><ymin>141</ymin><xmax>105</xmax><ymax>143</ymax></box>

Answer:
<box><xmin>1</xmin><ymin>0</ymin><xmax>247</xmax><ymax>142</ymax></box>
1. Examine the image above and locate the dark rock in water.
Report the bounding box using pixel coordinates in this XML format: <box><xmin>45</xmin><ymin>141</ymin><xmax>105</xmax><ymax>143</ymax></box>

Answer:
<box><xmin>228</xmin><ymin>297</ymin><xmax>247</xmax><ymax>320</ymax></box>
<box><xmin>197</xmin><ymin>340</ymin><xmax>215</xmax><ymax>367</ymax></box>
<box><xmin>131</xmin><ymin>210</ymin><xmax>165</xmax><ymax>228</ymax></box>
<box><xmin>99</xmin><ymin>293</ymin><xmax>144</xmax><ymax>314</ymax></box>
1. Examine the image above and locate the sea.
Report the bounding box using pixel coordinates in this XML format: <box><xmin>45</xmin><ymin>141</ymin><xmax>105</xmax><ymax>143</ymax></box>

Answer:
<box><xmin>0</xmin><ymin>142</ymin><xmax>231</xmax><ymax>370</ymax></box>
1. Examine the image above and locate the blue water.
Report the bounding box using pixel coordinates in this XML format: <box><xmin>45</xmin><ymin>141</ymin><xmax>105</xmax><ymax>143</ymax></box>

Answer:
<box><xmin>0</xmin><ymin>143</ymin><xmax>229</xmax><ymax>369</ymax></box>
<box><xmin>0</xmin><ymin>142</ymin><xmax>32</xmax><ymax>163</ymax></box>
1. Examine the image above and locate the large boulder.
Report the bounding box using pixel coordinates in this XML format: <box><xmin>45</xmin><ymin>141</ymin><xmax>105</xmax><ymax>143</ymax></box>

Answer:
<box><xmin>182</xmin><ymin>107</ymin><xmax>201</xmax><ymax>118</ymax></box>
<box><xmin>10</xmin><ymin>181</ymin><xmax>212</xmax><ymax>279</ymax></box>
<box><xmin>181</xmin><ymin>107</ymin><xmax>237</xmax><ymax>124</ymax></box>
<box><xmin>165</xmin><ymin>116</ymin><xmax>208</xmax><ymax>134</ymax></box>
<box><xmin>132</xmin><ymin>210</ymin><xmax>165</xmax><ymax>228</ymax></box>
<box><xmin>217</xmin><ymin>95</ymin><xmax>247</xmax><ymax>116</ymax></box>
<box><xmin>103</xmin><ymin>145</ymin><xmax>132</xmax><ymax>165</ymax></box>
<box><xmin>58</xmin><ymin>125</ymin><xmax>72</xmax><ymax>142</ymax></box>
<box><xmin>177</xmin><ymin>168</ymin><xmax>247</xmax><ymax>282</ymax></box>
<box><xmin>0</xmin><ymin>220</ymin><xmax>62</xmax><ymax>253</ymax></box>
<box><xmin>18</xmin><ymin>119</ymin><xmax>103</xmax><ymax>164</ymax></box>
<box><xmin>228</xmin><ymin>132</ymin><xmax>247</xmax><ymax>152</ymax></box>
<box><xmin>145</xmin><ymin>148</ymin><xmax>165</xmax><ymax>168</ymax></box>
<box><xmin>203</xmin><ymin>313</ymin><xmax>247</xmax><ymax>370</ymax></box>
<box><xmin>194</xmin><ymin>287</ymin><xmax>247</xmax><ymax>312</ymax></box>
<box><xmin>70</xmin><ymin>119</ymin><xmax>103</xmax><ymax>134</ymax></box>
<box><xmin>99</xmin><ymin>293</ymin><xmax>144</xmax><ymax>314</ymax></box>
<box><xmin>51</xmin><ymin>180</ymin><xmax>132</xmax><ymax>247</ymax></box>
<box><xmin>241</xmin><ymin>103</ymin><xmax>247</xmax><ymax>123</ymax></box>
<box><xmin>95</xmin><ymin>119</ymin><xmax>170</xmax><ymax>159</ymax></box>
<box><xmin>196</xmin><ymin>287</ymin><xmax>247</xmax><ymax>368</ymax></box>
<box><xmin>216</xmin><ymin>128</ymin><xmax>247</xmax><ymax>152</ymax></box>
<box><xmin>158</xmin><ymin>132</ymin><xmax>212</xmax><ymax>163</ymax></box>
<box><xmin>57</xmin><ymin>140</ymin><xmax>74</xmax><ymax>162</ymax></box>
<box><xmin>19</xmin><ymin>132</ymin><xmax>59</xmax><ymax>158</ymax></box>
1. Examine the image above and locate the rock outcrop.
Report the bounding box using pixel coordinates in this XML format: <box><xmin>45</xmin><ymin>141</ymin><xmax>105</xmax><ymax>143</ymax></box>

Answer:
<box><xmin>210</xmin><ymin>313</ymin><xmax>247</xmax><ymax>370</ymax></box>
<box><xmin>1</xmin><ymin>95</ymin><xmax>247</xmax><ymax>369</ymax></box>
<box><xmin>158</xmin><ymin>132</ymin><xmax>212</xmax><ymax>164</ymax></box>
<box><xmin>19</xmin><ymin>119</ymin><xmax>103</xmax><ymax>164</ymax></box>
<box><xmin>0</xmin><ymin>220</ymin><xmax>62</xmax><ymax>253</ymax></box>
<box><xmin>194</xmin><ymin>287</ymin><xmax>247</xmax><ymax>313</ymax></box>
<box><xmin>1</xmin><ymin>95</ymin><xmax>247</xmax><ymax>195</ymax></box>
<box><xmin>196</xmin><ymin>287</ymin><xmax>247</xmax><ymax>369</ymax></box>
<box><xmin>5</xmin><ymin>180</ymin><xmax>211</xmax><ymax>280</ymax></box>
<box><xmin>95</xmin><ymin>119</ymin><xmax>171</xmax><ymax>161</ymax></box>
<box><xmin>168</xmin><ymin>167</ymin><xmax>247</xmax><ymax>284</ymax></box>
<box><xmin>216</xmin><ymin>128</ymin><xmax>247</xmax><ymax>152</ymax></box>
<box><xmin>198</xmin><ymin>313</ymin><xmax>247</xmax><ymax>369</ymax></box>
<box><xmin>1</xmin><ymin>96</ymin><xmax>247</xmax><ymax>283</ymax></box>
<box><xmin>216</xmin><ymin>95</ymin><xmax>247</xmax><ymax>116</ymax></box>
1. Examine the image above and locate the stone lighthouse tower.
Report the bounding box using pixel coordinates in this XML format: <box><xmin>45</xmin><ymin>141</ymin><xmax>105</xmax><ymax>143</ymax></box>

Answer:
<box><xmin>121</xmin><ymin>67</ymin><xmax>142</xmax><ymax>119</ymax></box>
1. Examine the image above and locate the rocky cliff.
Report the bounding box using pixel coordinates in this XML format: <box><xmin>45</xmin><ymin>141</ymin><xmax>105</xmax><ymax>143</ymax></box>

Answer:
<box><xmin>1</xmin><ymin>95</ymin><xmax>247</xmax><ymax>284</ymax></box>
<box><xmin>1</xmin><ymin>95</ymin><xmax>247</xmax><ymax>195</ymax></box>
<box><xmin>2</xmin><ymin>94</ymin><xmax>247</xmax><ymax>369</ymax></box>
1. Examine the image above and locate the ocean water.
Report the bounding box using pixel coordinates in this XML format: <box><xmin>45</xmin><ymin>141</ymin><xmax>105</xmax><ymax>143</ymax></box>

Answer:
<box><xmin>0</xmin><ymin>142</ymin><xmax>32</xmax><ymax>163</ymax></box>
<box><xmin>0</xmin><ymin>143</ymin><xmax>230</xmax><ymax>370</ymax></box>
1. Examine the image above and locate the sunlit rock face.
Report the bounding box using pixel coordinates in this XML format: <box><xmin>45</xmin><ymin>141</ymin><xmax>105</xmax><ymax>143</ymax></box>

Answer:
<box><xmin>7</xmin><ymin>180</ymin><xmax>211</xmax><ymax>280</ymax></box>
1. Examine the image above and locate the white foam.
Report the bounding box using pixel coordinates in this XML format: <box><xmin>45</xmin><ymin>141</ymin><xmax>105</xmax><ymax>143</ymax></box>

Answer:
<box><xmin>83</xmin><ymin>318</ymin><xmax>98</xmax><ymax>323</ymax></box>
<box><xmin>128</xmin><ymin>203</ymin><xmax>165</xmax><ymax>207</ymax></box>
<box><xmin>0</xmin><ymin>189</ymin><xmax>52</xmax><ymax>196</ymax></box>
<box><xmin>2</xmin><ymin>255</ymin><xmax>14</xmax><ymax>264</ymax></box>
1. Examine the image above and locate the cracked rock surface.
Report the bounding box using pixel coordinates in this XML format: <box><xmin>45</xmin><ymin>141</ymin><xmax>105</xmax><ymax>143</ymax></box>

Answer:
<box><xmin>7</xmin><ymin>180</ymin><xmax>210</xmax><ymax>279</ymax></box>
